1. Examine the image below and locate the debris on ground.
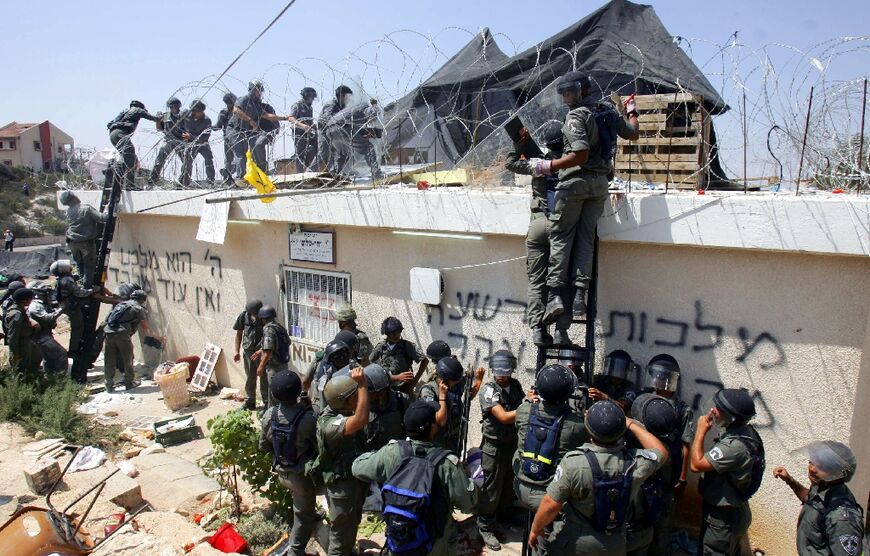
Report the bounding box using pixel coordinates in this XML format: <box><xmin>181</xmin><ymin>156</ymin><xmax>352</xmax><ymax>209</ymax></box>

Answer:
<box><xmin>68</xmin><ymin>445</ymin><xmax>107</xmax><ymax>472</ymax></box>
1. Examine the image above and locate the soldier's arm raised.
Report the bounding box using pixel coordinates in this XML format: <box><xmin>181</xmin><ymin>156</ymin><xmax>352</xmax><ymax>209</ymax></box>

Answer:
<box><xmin>344</xmin><ymin>367</ymin><xmax>369</xmax><ymax>435</ymax></box>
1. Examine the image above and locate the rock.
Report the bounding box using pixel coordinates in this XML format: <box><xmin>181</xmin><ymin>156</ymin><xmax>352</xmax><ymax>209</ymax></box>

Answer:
<box><xmin>33</xmin><ymin>431</ymin><xmax>45</xmax><ymax>440</ymax></box>
<box><xmin>103</xmin><ymin>410</ymin><xmax>119</xmax><ymax>417</ymax></box>
<box><xmin>118</xmin><ymin>429</ymin><xmax>136</xmax><ymax>442</ymax></box>
<box><xmin>138</xmin><ymin>444</ymin><xmax>165</xmax><ymax>457</ymax></box>
<box><xmin>123</xmin><ymin>446</ymin><xmax>142</xmax><ymax>459</ymax></box>
<box><xmin>218</xmin><ymin>387</ymin><xmax>240</xmax><ymax>400</ymax></box>
<box><xmin>24</xmin><ymin>458</ymin><xmax>61</xmax><ymax>495</ymax></box>
<box><xmin>106</xmin><ymin>474</ymin><xmax>143</xmax><ymax>510</ymax></box>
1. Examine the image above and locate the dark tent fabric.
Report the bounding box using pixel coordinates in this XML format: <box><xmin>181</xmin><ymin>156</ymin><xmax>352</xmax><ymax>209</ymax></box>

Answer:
<box><xmin>383</xmin><ymin>0</ymin><xmax>729</xmax><ymax>170</ymax></box>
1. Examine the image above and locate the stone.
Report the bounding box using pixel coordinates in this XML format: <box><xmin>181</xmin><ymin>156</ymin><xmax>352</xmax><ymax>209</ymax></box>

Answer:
<box><xmin>106</xmin><ymin>473</ymin><xmax>143</xmax><ymax>510</ymax></box>
<box><xmin>118</xmin><ymin>429</ymin><xmax>136</xmax><ymax>442</ymax></box>
<box><xmin>123</xmin><ymin>446</ymin><xmax>142</xmax><ymax>459</ymax></box>
<box><xmin>138</xmin><ymin>444</ymin><xmax>165</xmax><ymax>457</ymax></box>
<box><xmin>24</xmin><ymin>458</ymin><xmax>61</xmax><ymax>495</ymax></box>
<box><xmin>33</xmin><ymin>431</ymin><xmax>45</xmax><ymax>440</ymax></box>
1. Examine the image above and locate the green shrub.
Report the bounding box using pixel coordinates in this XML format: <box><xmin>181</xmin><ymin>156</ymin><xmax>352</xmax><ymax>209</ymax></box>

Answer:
<box><xmin>40</xmin><ymin>215</ymin><xmax>68</xmax><ymax>235</ymax></box>
<box><xmin>236</xmin><ymin>509</ymin><xmax>290</xmax><ymax>555</ymax></box>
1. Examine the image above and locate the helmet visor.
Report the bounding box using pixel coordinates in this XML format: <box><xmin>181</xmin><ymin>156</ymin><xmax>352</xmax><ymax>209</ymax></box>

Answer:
<box><xmin>804</xmin><ymin>441</ymin><xmax>856</xmax><ymax>482</ymax></box>
<box><xmin>602</xmin><ymin>357</ymin><xmax>632</xmax><ymax>380</ymax></box>
<box><xmin>647</xmin><ymin>367</ymin><xmax>680</xmax><ymax>392</ymax></box>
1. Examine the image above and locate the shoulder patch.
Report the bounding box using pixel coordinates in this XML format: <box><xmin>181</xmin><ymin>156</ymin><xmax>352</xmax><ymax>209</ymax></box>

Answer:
<box><xmin>838</xmin><ymin>535</ymin><xmax>860</xmax><ymax>555</ymax></box>
<box><xmin>708</xmin><ymin>447</ymin><xmax>725</xmax><ymax>461</ymax></box>
<box><xmin>553</xmin><ymin>464</ymin><xmax>564</xmax><ymax>482</ymax></box>
<box><xmin>446</xmin><ymin>453</ymin><xmax>460</xmax><ymax>465</ymax></box>
<box><xmin>483</xmin><ymin>384</ymin><xmax>499</xmax><ymax>403</ymax></box>
<box><xmin>637</xmin><ymin>449</ymin><xmax>659</xmax><ymax>462</ymax></box>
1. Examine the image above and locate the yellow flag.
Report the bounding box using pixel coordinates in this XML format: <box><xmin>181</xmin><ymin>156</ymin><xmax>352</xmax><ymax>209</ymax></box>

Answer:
<box><xmin>243</xmin><ymin>150</ymin><xmax>277</xmax><ymax>203</ymax></box>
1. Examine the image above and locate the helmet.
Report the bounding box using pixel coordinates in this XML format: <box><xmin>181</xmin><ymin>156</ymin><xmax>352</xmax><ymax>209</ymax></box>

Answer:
<box><xmin>558</xmin><ymin>346</ymin><xmax>585</xmax><ymax>370</ymax></box>
<box><xmin>541</xmin><ymin>121</ymin><xmax>564</xmax><ymax>152</ymax></box>
<box><xmin>646</xmin><ymin>354</ymin><xmax>680</xmax><ymax>392</ymax></box>
<box><xmin>50</xmin><ymin>259</ymin><xmax>73</xmax><ymax>276</ymax></box>
<box><xmin>602</xmin><ymin>349</ymin><xmax>634</xmax><ymax>380</ymax></box>
<box><xmin>222</xmin><ymin>92</ymin><xmax>237</xmax><ymax>104</ymax></box>
<box><xmin>713</xmin><ymin>388</ymin><xmax>756</xmax><ymax>424</ymax></box>
<box><xmin>6</xmin><ymin>280</ymin><xmax>25</xmax><ymax>293</ymax></box>
<box><xmin>631</xmin><ymin>393</ymin><xmax>678</xmax><ymax>437</ymax></box>
<box><xmin>324</xmin><ymin>340</ymin><xmax>350</xmax><ymax>368</ymax></box>
<box><xmin>271</xmin><ymin>371</ymin><xmax>302</xmax><ymax>403</ymax></box>
<box><xmin>335</xmin><ymin>85</ymin><xmax>353</xmax><ymax>100</ymax></box>
<box><xmin>190</xmin><ymin>100</ymin><xmax>206</xmax><ymax>112</ymax></box>
<box><xmin>324</xmin><ymin>375</ymin><xmax>359</xmax><ymax>412</ymax></box>
<box><xmin>425</xmin><ymin>340</ymin><xmax>451</xmax><ymax>362</ymax></box>
<box><xmin>536</xmin><ymin>364</ymin><xmax>573</xmax><ymax>403</ymax></box>
<box><xmin>555</xmin><ymin>71</ymin><xmax>591</xmax><ymax>95</ymax></box>
<box><xmin>301</xmin><ymin>87</ymin><xmax>318</xmax><ymax>98</ymax></box>
<box><xmin>12</xmin><ymin>288</ymin><xmax>34</xmax><ymax>302</ymax></box>
<box><xmin>59</xmin><ymin>190</ymin><xmax>78</xmax><ymax>206</ymax></box>
<box><xmin>28</xmin><ymin>281</ymin><xmax>51</xmax><ymax>294</ymax></box>
<box><xmin>258</xmin><ymin>305</ymin><xmax>277</xmax><ymax>319</ymax></box>
<box><xmin>335</xmin><ymin>304</ymin><xmax>357</xmax><ymax>322</ymax></box>
<box><xmin>248</xmin><ymin>79</ymin><xmax>265</xmax><ymax>93</ymax></box>
<box><xmin>586</xmin><ymin>400</ymin><xmax>627</xmax><ymax>443</ymax></box>
<box><xmin>805</xmin><ymin>441</ymin><xmax>857</xmax><ymax>483</ymax></box>
<box><xmin>364</xmin><ymin>363</ymin><xmax>391</xmax><ymax>392</ymax></box>
<box><xmin>129</xmin><ymin>289</ymin><xmax>147</xmax><ymax>302</ymax></box>
<box><xmin>130</xmin><ymin>100</ymin><xmax>145</xmax><ymax>109</ymax></box>
<box><xmin>166</xmin><ymin>97</ymin><xmax>181</xmax><ymax>107</ymax></box>
<box><xmin>245</xmin><ymin>299</ymin><xmax>263</xmax><ymax>315</ymax></box>
<box><xmin>116</xmin><ymin>282</ymin><xmax>142</xmax><ymax>300</ymax></box>
<box><xmin>334</xmin><ymin>330</ymin><xmax>359</xmax><ymax>354</ymax></box>
<box><xmin>436</xmin><ymin>356</ymin><xmax>464</xmax><ymax>381</ymax></box>
<box><xmin>489</xmin><ymin>349</ymin><xmax>517</xmax><ymax>376</ymax></box>
<box><xmin>380</xmin><ymin>316</ymin><xmax>403</xmax><ymax>335</ymax></box>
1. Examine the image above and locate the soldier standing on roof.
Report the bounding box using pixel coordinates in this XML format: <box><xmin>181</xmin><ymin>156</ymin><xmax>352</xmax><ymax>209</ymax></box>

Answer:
<box><xmin>181</xmin><ymin>100</ymin><xmax>215</xmax><ymax>186</ymax></box>
<box><xmin>317</xmin><ymin>85</ymin><xmax>353</xmax><ymax>172</ymax></box>
<box><xmin>213</xmin><ymin>92</ymin><xmax>237</xmax><ymax>184</ymax></box>
<box><xmin>148</xmin><ymin>97</ymin><xmax>188</xmax><ymax>186</ymax></box>
<box><xmin>107</xmin><ymin>100</ymin><xmax>159</xmax><ymax>188</ymax></box>
<box><xmin>527</xmin><ymin>72</ymin><xmax>639</xmax><ymax>324</ymax></box>
<box><xmin>691</xmin><ymin>388</ymin><xmax>765</xmax><ymax>556</ymax></box>
<box><xmin>233</xmin><ymin>299</ymin><xmax>264</xmax><ymax>410</ymax></box>
<box><xmin>59</xmin><ymin>191</ymin><xmax>107</xmax><ymax>288</ymax></box>
<box><xmin>228</xmin><ymin>80</ymin><xmax>294</xmax><ymax>179</ymax></box>
<box><xmin>289</xmin><ymin>87</ymin><xmax>318</xmax><ymax>172</ymax></box>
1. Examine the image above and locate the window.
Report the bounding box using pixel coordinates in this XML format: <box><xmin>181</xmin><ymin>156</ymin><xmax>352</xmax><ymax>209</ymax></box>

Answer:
<box><xmin>283</xmin><ymin>266</ymin><xmax>351</xmax><ymax>344</ymax></box>
<box><xmin>2</xmin><ymin>160</ymin><xmax>11</xmax><ymax>166</ymax></box>
<box><xmin>33</xmin><ymin>141</ymin><xmax>41</xmax><ymax>151</ymax></box>
<box><xmin>7</xmin><ymin>140</ymin><xmax>14</xmax><ymax>150</ymax></box>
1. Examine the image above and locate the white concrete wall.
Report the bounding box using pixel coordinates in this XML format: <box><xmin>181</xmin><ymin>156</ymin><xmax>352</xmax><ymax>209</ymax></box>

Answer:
<box><xmin>103</xmin><ymin>205</ymin><xmax>870</xmax><ymax>555</ymax></box>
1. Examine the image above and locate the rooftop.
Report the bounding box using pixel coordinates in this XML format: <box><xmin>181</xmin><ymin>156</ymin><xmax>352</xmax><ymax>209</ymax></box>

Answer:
<box><xmin>0</xmin><ymin>121</ymin><xmax>38</xmax><ymax>138</ymax></box>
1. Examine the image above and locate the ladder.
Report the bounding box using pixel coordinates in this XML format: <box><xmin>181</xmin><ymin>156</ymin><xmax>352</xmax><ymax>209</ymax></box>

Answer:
<box><xmin>70</xmin><ymin>163</ymin><xmax>124</xmax><ymax>383</ymax></box>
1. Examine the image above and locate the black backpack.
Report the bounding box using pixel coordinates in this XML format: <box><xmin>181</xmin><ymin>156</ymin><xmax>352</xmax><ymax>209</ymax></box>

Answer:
<box><xmin>106</xmin><ymin>301</ymin><xmax>136</xmax><ymax>327</ymax></box>
<box><xmin>381</xmin><ymin>441</ymin><xmax>450</xmax><ymax>555</ymax></box>
<box><xmin>730</xmin><ymin>431</ymin><xmax>766</xmax><ymax>501</ymax></box>
<box><xmin>269</xmin><ymin>323</ymin><xmax>291</xmax><ymax>364</ymax></box>
<box><xmin>592</xmin><ymin>102</ymin><xmax>621</xmax><ymax>164</ymax></box>
<box><xmin>584</xmin><ymin>450</ymin><xmax>635</xmax><ymax>534</ymax></box>
<box><xmin>521</xmin><ymin>404</ymin><xmax>565</xmax><ymax>481</ymax></box>
<box><xmin>271</xmin><ymin>407</ymin><xmax>310</xmax><ymax>469</ymax></box>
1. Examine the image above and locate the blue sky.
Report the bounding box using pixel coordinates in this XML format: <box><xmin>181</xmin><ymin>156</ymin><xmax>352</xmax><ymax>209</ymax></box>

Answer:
<box><xmin>1</xmin><ymin>0</ymin><xmax>867</xmax><ymax>179</ymax></box>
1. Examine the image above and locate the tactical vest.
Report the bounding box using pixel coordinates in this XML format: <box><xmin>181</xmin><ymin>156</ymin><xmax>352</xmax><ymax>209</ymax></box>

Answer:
<box><xmin>312</xmin><ymin>412</ymin><xmax>366</xmax><ymax>484</ymax></box>
<box><xmin>481</xmin><ymin>379</ymin><xmax>524</xmax><ymax>445</ymax></box>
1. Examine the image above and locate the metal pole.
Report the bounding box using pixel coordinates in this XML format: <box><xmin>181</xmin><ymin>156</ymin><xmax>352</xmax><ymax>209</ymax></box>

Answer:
<box><xmin>743</xmin><ymin>91</ymin><xmax>748</xmax><ymax>193</ymax></box>
<box><xmin>857</xmin><ymin>78</ymin><xmax>867</xmax><ymax>195</ymax></box>
<box><xmin>205</xmin><ymin>184</ymin><xmax>375</xmax><ymax>203</ymax></box>
<box><xmin>796</xmin><ymin>86</ymin><xmax>814</xmax><ymax>195</ymax></box>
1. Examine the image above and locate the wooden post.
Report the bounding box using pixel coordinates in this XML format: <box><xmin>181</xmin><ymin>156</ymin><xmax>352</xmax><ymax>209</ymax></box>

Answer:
<box><xmin>796</xmin><ymin>87</ymin><xmax>814</xmax><ymax>195</ymax></box>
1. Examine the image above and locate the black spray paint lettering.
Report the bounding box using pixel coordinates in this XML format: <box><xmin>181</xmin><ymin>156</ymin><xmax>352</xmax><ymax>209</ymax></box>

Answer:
<box><xmin>429</xmin><ymin>291</ymin><xmax>528</xmax><ymax>326</ymax></box>
<box><xmin>165</xmin><ymin>251</ymin><xmax>192</xmax><ymax>273</ymax></box>
<box><xmin>204</xmin><ymin>249</ymin><xmax>223</xmax><ymax>279</ymax></box>
<box><xmin>120</xmin><ymin>244</ymin><xmax>160</xmax><ymax>270</ymax></box>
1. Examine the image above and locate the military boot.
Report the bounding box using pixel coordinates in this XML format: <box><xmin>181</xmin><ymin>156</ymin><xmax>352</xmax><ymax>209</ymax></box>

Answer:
<box><xmin>531</xmin><ymin>326</ymin><xmax>553</xmax><ymax>348</ymax></box>
<box><xmin>480</xmin><ymin>530</ymin><xmax>501</xmax><ymax>551</ymax></box>
<box><xmin>573</xmin><ymin>288</ymin><xmax>587</xmax><ymax>317</ymax></box>
<box><xmin>542</xmin><ymin>294</ymin><xmax>564</xmax><ymax>325</ymax></box>
<box><xmin>553</xmin><ymin>328</ymin><xmax>571</xmax><ymax>347</ymax></box>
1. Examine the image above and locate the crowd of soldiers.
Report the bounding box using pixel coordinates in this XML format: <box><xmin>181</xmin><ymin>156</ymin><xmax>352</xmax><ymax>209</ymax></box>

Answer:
<box><xmin>106</xmin><ymin>80</ymin><xmax>385</xmax><ymax>189</ymax></box>
<box><xmin>229</xmin><ymin>299</ymin><xmax>865</xmax><ymax>556</ymax></box>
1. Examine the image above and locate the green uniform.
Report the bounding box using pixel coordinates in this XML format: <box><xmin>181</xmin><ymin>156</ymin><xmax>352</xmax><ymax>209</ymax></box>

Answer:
<box><xmin>315</xmin><ymin>409</ymin><xmax>367</xmax><ymax>556</ymax></box>
<box><xmin>4</xmin><ymin>304</ymin><xmax>41</xmax><ymax>374</ymax></box>
<box><xmin>698</xmin><ymin>424</ymin><xmax>763</xmax><ymax>555</ymax></box>
<box><xmin>233</xmin><ymin>310</ymin><xmax>264</xmax><ymax>406</ymax></box>
<box><xmin>260</xmin><ymin>403</ymin><xmax>319</xmax><ymax>556</ymax></box>
<box><xmin>477</xmin><ymin>378</ymin><xmax>524</xmax><ymax>533</ymax></box>
<box><xmin>796</xmin><ymin>483</ymin><xmax>864</xmax><ymax>556</ymax></box>
<box><xmin>103</xmin><ymin>300</ymin><xmax>147</xmax><ymax>388</ymax></box>
<box><xmin>56</xmin><ymin>274</ymin><xmax>88</xmax><ymax>355</ymax></box>
<box><xmin>513</xmin><ymin>400</ymin><xmax>588</xmax><ymax>556</ymax></box>
<box><xmin>260</xmin><ymin>321</ymin><xmax>290</xmax><ymax>407</ymax></box>
<box><xmin>65</xmin><ymin>202</ymin><xmax>106</xmax><ymax>288</ymax></box>
<box><xmin>547</xmin><ymin>444</ymin><xmax>665</xmax><ymax>554</ymax></box>
<box><xmin>28</xmin><ymin>298</ymin><xmax>67</xmax><ymax>374</ymax></box>
<box><xmin>366</xmin><ymin>390</ymin><xmax>409</xmax><ymax>451</ymax></box>
<box><xmin>546</xmin><ymin>99</ymin><xmax>636</xmax><ymax>291</ymax></box>
<box><xmin>418</xmin><ymin>380</ymin><xmax>464</xmax><ymax>453</ymax></box>
<box><xmin>370</xmin><ymin>338</ymin><xmax>424</xmax><ymax>396</ymax></box>
<box><xmin>352</xmin><ymin>439</ymin><xmax>478</xmax><ymax>556</ymax></box>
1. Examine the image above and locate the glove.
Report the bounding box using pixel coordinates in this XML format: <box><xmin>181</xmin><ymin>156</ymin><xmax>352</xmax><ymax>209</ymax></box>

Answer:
<box><xmin>528</xmin><ymin>158</ymin><xmax>554</xmax><ymax>178</ymax></box>
<box><xmin>610</xmin><ymin>92</ymin><xmax>626</xmax><ymax>116</ymax></box>
<box><xmin>624</xmin><ymin>94</ymin><xmax>638</xmax><ymax>117</ymax></box>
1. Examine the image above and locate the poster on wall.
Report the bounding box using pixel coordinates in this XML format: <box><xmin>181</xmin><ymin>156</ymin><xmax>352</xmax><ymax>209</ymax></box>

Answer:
<box><xmin>289</xmin><ymin>229</ymin><xmax>335</xmax><ymax>264</ymax></box>
<box><xmin>196</xmin><ymin>193</ymin><xmax>230</xmax><ymax>244</ymax></box>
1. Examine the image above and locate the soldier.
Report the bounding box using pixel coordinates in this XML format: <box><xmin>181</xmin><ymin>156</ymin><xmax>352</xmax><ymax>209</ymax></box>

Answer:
<box><xmin>370</xmin><ymin>316</ymin><xmax>428</xmax><ymax>397</ymax></box>
<box><xmin>335</xmin><ymin>303</ymin><xmax>372</xmax><ymax>365</ymax></box>
<box><xmin>589</xmin><ymin>349</ymin><xmax>639</xmax><ymax>412</ymax></box>
<box><xmin>477</xmin><ymin>350</ymin><xmax>525</xmax><ymax>551</ymax></box>
<box><xmin>425</xmin><ymin>340</ymin><xmax>452</xmax><ymax>365</ymax></box>
<box><xmin>233</xmin><ymin>299</ymin><xmax>264</xmax><ymax>410</ymax></box>
<box><xmin>2</xmin><ymin>280</ymin><xmax>26</xmax><ymax>345</ymax></box>
<box><xmin>252</xmin><ymin>305</ymin><xmax>291</xmax><ymax>409</ymax></box>
<box><xmin>418</xmin><ymin>356</ymin><xmax>484</xmax><ymax>454</ymax></box>
<box><xmin>364</xmin><ymin>363</ymin><xmax>410</xmax><ymax>451</ymax></box>
<box><xmin>213</xmin><ymin>92</ymin><xmax>237</xmax><ymax>183</ymax></box>
<box><xmin>317</xmin><ymin>85</ymin><xmax>353</xmax><ymax>171</ymax></box>
<box><xmin>181</xmin><ymin>100</ymin><xmax>215</xmax><ymax>186</ymax></box>
<box><xmin>228</xmin><ymin>79</ymin><xmax>293</xmax><ymax>178</ymax></box>
<box><xmin>4</xmin><ymin>288</ymin><xmax>41</xmax><ymax>375</ymax></box>
<box><xmin>259</xmin><ymin>371</ymin><xmax>319</xmax><ymax>556</ymax></box>
<box><xmin>312</xmin><ymin>339</ymin><xmax>352</xmax><ymax>412</ymax></box>
<box><xmin>505</xmin><ymin>122</ymin><xmax>573</xmax><ymax>347</ymax></box>
<box><xmin>27</xmin><ymin>282</ymin><xmax>68</xmax><ymax>374</ymax></box>
<box><xmin>324</xmin><ymin>99</ymin><xmax>384</xmax><ymax>179</ymax></box>
<box><xmin>528</xmin><ymin>72</ymin><xmax>638</xmax><ymax>322</ymax></box>
<box><xmin>312</xmin><ymin>370</ymin><xmax>369</xmax><ymax>556</ymax></box>
<box><xmin>773</xmin><ymin>441</ymin><xmax>864</xmax><ymax>556</ymax></box>
<box><xmin>352</xmin><ymin>400</ymin><xmax>479</xmax><ymax>556</ymax></box>
<box><xmin>513</xmin><ymin>364</ymin><xmax>588</xmax><ymax>556</ymax></box>
<box><xmin>102</xmin><ymin>290</ymin><xmax>163</xmax><ymax>392</ymax></box>
<box><xmin>59</xmin><ymin>191</ymin><xmax>107</xmax><ymax>288</ymax></box>
<box><xmin>529</xmin><ymin>400</ymin><xmax>668</xmax><ymax>554</ymax></box>
<box><xmin>690</xmin><ymin>388</ymin><xmax>766</xmax><ymax>556</ymax></box>
<box><xmin>52</xmin><ymin>260</ymin><xmax>89</xmax><ymax>362</ymax></box>
<box><xmin>107</xmin><ymin>100</ymin><xmax>159</xmax><ymax>188</ymax></box>
<box><xmin>148</xmin><ymin>97</ymin><xmax>187</xmax><ymax>186</ymax></box>
<box><xmin>302</xmin><ymin>330</ymin><xmax>360</xmax><ymax>408</ymax></box>
<box><xmin>289</xmin><ymin>87</ymin><xmax>318</xmax><ymax>172</ymax></box>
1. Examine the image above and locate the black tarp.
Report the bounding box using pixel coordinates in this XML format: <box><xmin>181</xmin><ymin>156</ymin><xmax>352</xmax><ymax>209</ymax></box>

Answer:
<box><xmin>383</xmin><ymin>0</ymin><xmax>729</xmax><ymax>172</ymax></box>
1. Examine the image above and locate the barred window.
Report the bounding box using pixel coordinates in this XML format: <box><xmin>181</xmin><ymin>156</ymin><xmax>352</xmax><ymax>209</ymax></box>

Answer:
<box><xmin>283</xmin><ymin>266</ymin><xmax>351</xmax><ymax>344</ymax></box>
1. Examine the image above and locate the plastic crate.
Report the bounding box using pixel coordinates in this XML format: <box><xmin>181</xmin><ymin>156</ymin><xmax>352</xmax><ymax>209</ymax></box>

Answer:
<box><xmin>152</xmin><ymin>416</ymin><xmax>203</xmax><ymax>447</ymax></box>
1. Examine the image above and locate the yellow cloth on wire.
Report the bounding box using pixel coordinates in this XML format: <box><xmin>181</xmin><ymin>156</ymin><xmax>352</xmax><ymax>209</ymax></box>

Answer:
<box><xmin>243</xmin><ymin>150</ymin><xmax>277</xmax><ymax>203</ymax></box>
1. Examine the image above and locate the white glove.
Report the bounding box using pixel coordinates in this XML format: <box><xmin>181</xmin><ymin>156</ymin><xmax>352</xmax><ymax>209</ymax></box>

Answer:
<box><xmin>624</xmin><ymin>94</ymin><xmax>637</xmax><ymax>116</ymax></box>
<box><xmin>528</xmin><ymin>158</ymin><xmax>554</xmax><ymax>178</ymax></box>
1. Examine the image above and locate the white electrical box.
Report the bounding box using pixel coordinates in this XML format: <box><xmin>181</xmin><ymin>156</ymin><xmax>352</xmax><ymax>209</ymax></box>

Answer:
<box><xmin>409</xmin><ymin>267</ymin><xmax>444</xmax><ymax>305</ymax></box>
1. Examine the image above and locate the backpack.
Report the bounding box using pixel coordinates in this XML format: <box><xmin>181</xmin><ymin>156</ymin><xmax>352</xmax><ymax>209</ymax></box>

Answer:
<box><xmin>521</xmin><ymin>404</ymin><xmax>565</xmax><ymax>481</ymax></box>
<box><xmin>592</xmin><ymin>102</ymin><xmax>621</xmax><ymax>164</ymax></box>
<box><xmin>271</xmin><ymin>407</ymin><xmax>310</xmax><ymax>469</ymax></box>
<box><xmin>269</xmin><ymin>323</ymin><xmax>291</xmax><ymax>364</ymax></box>
<box><xmin>639</xmin><ymin>435</ymin><xmax>683</xmax><ymax>526</ymax></box>
<box><xmin>729</xmin><ymin>432</ymin><xmax>766</xmax><ymax>501</ymax></box>
<box><xmin>107</xmin><ymin>109</ymin><xmax>126</xmax><ymax>130</ymax></box>
<box><xmin>584</xmin><ymin>449</ymin><xmax>635</xmax><ymax>534</ymax></box>
<box><xmin>381</xmin><ymin>441</ymin><xmax>450</xmax><ymax>555</ymax></box>
<box><xmin>106</xmin><ymin>301</ymin><xmax>136</xmax><ymax>327</ymax></box>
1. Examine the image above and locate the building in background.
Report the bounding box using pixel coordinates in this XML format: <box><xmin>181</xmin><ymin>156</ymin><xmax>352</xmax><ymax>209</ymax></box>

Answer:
<box><xmin>0</xmin><ymin>121</ymin><xmax>75</xmax><ymax>171</ymax></box>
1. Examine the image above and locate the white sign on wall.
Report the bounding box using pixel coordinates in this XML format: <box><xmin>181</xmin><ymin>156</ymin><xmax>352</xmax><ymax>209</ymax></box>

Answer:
<box><xmin>289</xmin><ymin>231</ymin><xmax>335</xmax><ymax>264</ymax></box>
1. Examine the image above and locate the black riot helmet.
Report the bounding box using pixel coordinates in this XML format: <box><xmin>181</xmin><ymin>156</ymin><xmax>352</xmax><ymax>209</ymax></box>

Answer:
<box><xmin>301</xmin><ymin>87</ymin><xmax>318</xmax><ymax>99</ymax></box>
<box><xmin>245</xmin><ymin>299</ymin><xmax>263</xmax><ymax>315</ymax></box>
<box><xmin>334</xmin><ymin>330</ymin><xmax>360</xmax><ymax>355</ymax></box>
<box><xmin>190</xmin><ymin>100</ymin><xmax>206</xmax><ymax>112</ymax></box>
<box><xmin>335</xmin><ymin>85</ymin><xmax>353</xmax><ymax>101</ymax></box>
<box><xmin>646</xmin><ymin>354</ymin><xmax>680</xmax><ymax>392</ymax></box>
<box><xmin>166</xmin><ymin>96</ymin><xmax>181</xmax><ymax>108</ymax></box>
<box><xmin>380</xmin><ymin>316</ymin><xmax>403</xmax><ymax>335</ymax></box>
<box><xmin>489</xmin><ymin>349</ymin><xmax>517</xmax><ymax>376</ymax></box>
<box><xmin>324</xmin><ymin>340</ymin><xmax>351</xmax><ymax>369</ymax></box>
<box><xmin>602</xmin><ymin>349</ymin><xmax>634</xmax><ymax>380</ymax></box>
<box><xmin>436</xmin><ymin>356</ymin><xmax>464</xmax><ymax>381</ymax></box>
<box><xmin>248</xmin><ymin>79</ymin><xmax>265</xmax><ymax>93</ymax></box>
<box><xmin>535</xmin><ymin>364</ymin><xmax>573</xmax><ymax>404</ymax></box>
<box><xmin>713</xmin><ymin>388</ymin><xmax>756</xmax><ymax>425</ymax></box>
<box><xmin>271</xmin><ymin>371</ymin><xmax>302</xmax><ymax>403</ymax></box>
<box><xmin>555</xmin><ymin>71</ymin><xmax>591</xmax><ymax>95</ymax></box>
<box><xmin>586</xmin><ymin>400</ymin><xmax>627</xmax><ymax>444</ymax></box>
<box><xmin>130</xmin><ymin>100</ymin><xmax>145</xmax><ymax>110</ymax></box>
<box><xmin>541</xmin><ymin>120</ymin><xmax>564</xmax><ymax>155</ymax></box>
<box><xmin>425</xmin><ymin>340</ymin><xmax>452</xmax><ymax>363</ymax></box>
<box><xmin>222</xmin><ymin>92</ymin><xmax>237</xmax><ymax>105</ymax></box>
<box><xmin>258</xmin><ymin>305</ymin><xmax>277</xmax><ymax>320</ymax></box>
<box><xmin>631</xmin><ymin>393</ymin><xmax>678</xmax><ymax>437</ymax></box>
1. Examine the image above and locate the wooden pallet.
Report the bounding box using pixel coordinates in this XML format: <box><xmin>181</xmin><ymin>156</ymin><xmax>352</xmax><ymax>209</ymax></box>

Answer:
<box><xmin>614</xmin><ymin>93</ymin><xmax>711</xmax><ymax>188</ymax></box>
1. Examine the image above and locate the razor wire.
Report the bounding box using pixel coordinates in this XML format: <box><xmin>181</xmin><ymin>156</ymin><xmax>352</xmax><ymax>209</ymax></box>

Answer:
<box><xmin>59</xmin><ymin>28</ymin><xmax>869</xmax><ymax>195</ymax></box>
